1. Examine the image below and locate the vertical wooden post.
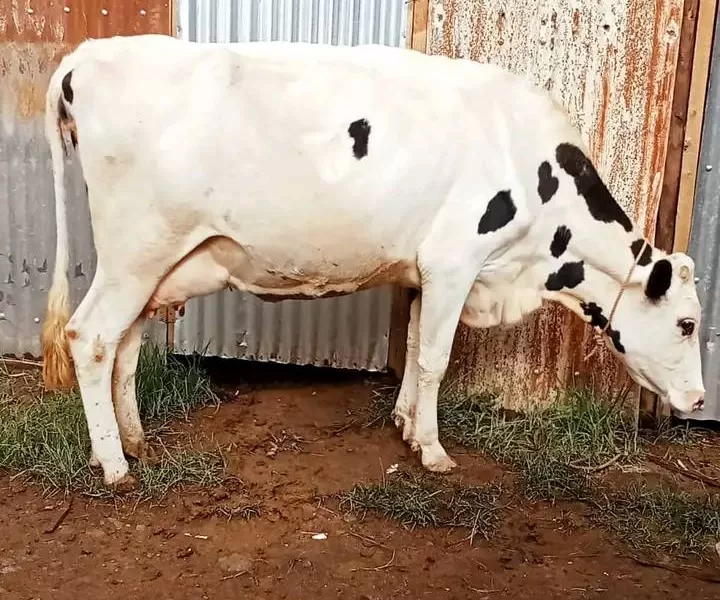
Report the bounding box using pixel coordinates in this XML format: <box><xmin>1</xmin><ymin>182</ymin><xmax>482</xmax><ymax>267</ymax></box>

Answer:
<box><xmin>673</xmin><ymin>0</ymin><xmax>719</xmax><ymax>254</ymax></box>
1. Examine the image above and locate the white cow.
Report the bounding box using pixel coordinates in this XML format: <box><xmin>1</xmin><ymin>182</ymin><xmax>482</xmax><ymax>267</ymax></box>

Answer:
<box><xmin>41</xmin><ymin>34</ymin><xmax>705</xmax><ymax>489</ymax></box>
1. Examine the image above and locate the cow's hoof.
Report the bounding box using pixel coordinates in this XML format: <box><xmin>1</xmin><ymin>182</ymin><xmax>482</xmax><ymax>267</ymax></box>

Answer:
<box><xmin>123</xmin><ymin>438</ymin><xmax>157</xmax><ymax>464</ymax></box>
<box><xmin>421</xmin><ymin>443</ymin><xmax>457</xmax><ymax>473</ymax></box>
<box><xmin>112</xmin><ymin>474</ymin><xmax>139</xmax><ymax>495</ymax></box>
<box><xmin>89</xmin><ymin>450</ymin><xmax>100</xmax><ymax>468</ymax></box>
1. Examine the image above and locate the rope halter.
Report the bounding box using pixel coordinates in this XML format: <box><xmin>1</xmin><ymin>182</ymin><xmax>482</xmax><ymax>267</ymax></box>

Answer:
<box><xmin>583</xmin><ymin>238</ymin><xmax>650</xmax><ymax>362</ymax></box>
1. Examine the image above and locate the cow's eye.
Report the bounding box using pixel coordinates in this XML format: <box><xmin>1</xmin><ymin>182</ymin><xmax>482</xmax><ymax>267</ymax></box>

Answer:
<box><xmin>678</xmin><ymin>319</ymin><xmax>695</xmax><ymax>337</ymax></box>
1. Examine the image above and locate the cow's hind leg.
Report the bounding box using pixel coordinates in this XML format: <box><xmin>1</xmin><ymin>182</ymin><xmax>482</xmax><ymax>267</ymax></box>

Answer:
<box><xmin>68</xmin><ymin>268</ymin><xmax>158</xmax><ymax>487</ymax></box>
<box><xmin>112</xmin><ymin>316</ymin><xmax>149</xmax><ymax>459</ymax></box>
<box><xmin>91</xmin><ymin>316</ymin><xmax>148</xmax><ymax>467</ymax></box>
<box><xmin>392</xmin><ymin>294</ymin><xmax>420</xmax><ymax>442</ymax></box>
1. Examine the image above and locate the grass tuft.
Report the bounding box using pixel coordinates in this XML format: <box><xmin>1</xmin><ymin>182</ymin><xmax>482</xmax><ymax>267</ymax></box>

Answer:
<box><xmin>594</xmin><ymin>482</ymin><xmax>720</xmax><ymax>558</ymax></box>
<box><xmin>135</xmin><ymin>344</ymin><xmax>219</xmax><ymax>425</ymax></box>
<box><xmin>0</xmin><ymin>343</ymin><xmax>223</xmax><ymax>497</ymax></box>
<box><xmin>338</xmin><ymin>471</ymin><xmax>503</xmax><ymax>542</ymax></box>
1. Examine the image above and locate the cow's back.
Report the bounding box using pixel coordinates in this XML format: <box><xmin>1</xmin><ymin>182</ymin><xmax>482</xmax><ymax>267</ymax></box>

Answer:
<box><xmin>60</xmin><ymin>35</ymin><xmax>580</xmax><ymax>284</ymax></box>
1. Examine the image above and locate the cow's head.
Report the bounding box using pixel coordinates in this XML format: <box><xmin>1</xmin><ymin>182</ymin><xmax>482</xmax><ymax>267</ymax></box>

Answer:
<box><xmin>591</xmin><ymin>252</ymin><xmax>704</xmax><ymax>414</ymax></box>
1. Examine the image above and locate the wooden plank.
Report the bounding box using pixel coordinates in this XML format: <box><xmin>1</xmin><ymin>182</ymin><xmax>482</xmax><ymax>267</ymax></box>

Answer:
<box><xmin>655</xmin><ymin>0</ymin><xmax>700</xmax><ymax>253</ymax></box>
<box><xmin>673</xmin><ymin>0</ymin><xmax>718</xmax><ymax>253</ymax></box>
<box><xmin>409</xmin><ymin>0</ymin><xmax>430</xmax><ymax>52</ymax></box>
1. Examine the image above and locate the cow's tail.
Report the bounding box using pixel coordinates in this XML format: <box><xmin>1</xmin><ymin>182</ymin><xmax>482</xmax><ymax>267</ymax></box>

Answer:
<box><xmin>41</xmin><ymin>61</ymin><xmax>77</xmax><ymax>391</ymax></box>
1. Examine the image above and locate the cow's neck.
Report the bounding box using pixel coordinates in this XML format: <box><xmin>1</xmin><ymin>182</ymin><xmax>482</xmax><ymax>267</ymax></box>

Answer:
<box><xmin>541</xmin><ymin>252</ymin><xmax>648</xmax><ymax>352</ymax></box>
<box><xmin>545</xmin><ymin>142</ymin><xmax>661</xmax><ymax>287</ymax></box>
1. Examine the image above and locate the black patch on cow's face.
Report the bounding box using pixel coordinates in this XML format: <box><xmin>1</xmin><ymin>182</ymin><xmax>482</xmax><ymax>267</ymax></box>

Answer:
<box><xmin>348</xmin><ymin>119</ymin><xmax>371</xmax><ymax>159</ymax></box>
<box><xmin>538</xmin><ymin>161</ymin><xmax>559</xmax><ymax>204</ymax></box>
<box><xmin>555</xmin><ymin>143</ymin><xmax>633</xmax><ymax>232</ymax></box>
<box><xmin>61</xmin><ymin>70</ymin><xmax>74</xmax><ymax>104</ymax></box>
<box><xmin>580</xmin><ymin>301</ymin><xmax>626</xmax><ymax>353</ymax></box>
<box><xmin>477</xmin><ymin>190</ymin><xmax>517</xmax><ymax>235</ymax></box>
<box><xmin>630</xmin><ymin>239</ymin><xmax>652</xmax><ymax>266</ymax></box>
<box><xmin>545</xmin><ymin>260</ymin><xmax>585</xmax><ymax>291</ymax></box>
<box><xmin>645</xmin><ymin>258</ymin><xmax>673</xmax><ymax>302</ymax></box>
<box><xmin>550</xmin><ymin>225</ymin><xmax>572</xmax><ymax>258</ymax></box>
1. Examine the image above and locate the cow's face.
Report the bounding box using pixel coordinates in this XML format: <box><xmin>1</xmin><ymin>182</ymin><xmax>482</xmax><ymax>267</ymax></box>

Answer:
<box><xmin>606</xmin><ymin>253</ymin><xmax>705</xmax><ymax>414</ymax></box>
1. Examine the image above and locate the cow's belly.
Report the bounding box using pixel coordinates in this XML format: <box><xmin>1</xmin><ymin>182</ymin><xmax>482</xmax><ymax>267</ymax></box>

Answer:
<box><xmin>146</xmin><ymin>235</ymin><xmax>419</xmax><ymax>316</ymax></box>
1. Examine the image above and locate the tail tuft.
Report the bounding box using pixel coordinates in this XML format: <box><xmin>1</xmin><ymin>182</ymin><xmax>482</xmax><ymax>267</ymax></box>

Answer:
<box><xmin>41</xmin><ymin>288</ymin><xmax>76</xmax><ymax>391</ymax></box>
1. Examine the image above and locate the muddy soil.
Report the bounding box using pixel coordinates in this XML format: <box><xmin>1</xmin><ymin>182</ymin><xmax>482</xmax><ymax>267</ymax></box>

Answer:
<box><xmin>1</xmin><ymin>362</ymin><xmax>719</xmax><ymax>600</ymax></box>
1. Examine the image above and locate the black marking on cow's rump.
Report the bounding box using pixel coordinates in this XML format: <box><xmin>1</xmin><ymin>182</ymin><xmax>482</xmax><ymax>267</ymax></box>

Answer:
<box><xmin>545</xmin><ymin>260</ymin><xmax>585</xmax><ymax>291</ymax></box>
<box><xmin>61</xmin><ymin>70</ymin><xmax>74</xmax><ymax>104</ymax></box>
<box><xmin>580</xmin><ymin>301</ymin><xmax>626</xmax><ymax>353</ymax></box>
<box><xmin>645</xmin><ymin>258</ymin><xmax>672</xmax><ymax>302</ymax></box>
<box><xmin>348</xmin><ymin>119</ymin><xmax>371</xmax><ymax>159</ymax></box>
<box><xmin>538</xmin><ymin>161</ymin><xmax>559</xmax><ymax>203</ymax></box>
<box><xmin>477</xmin><ymin>190</ymin><xmax>517</xmax><ymax>234</ymax></box>
<box><xmin>555</xmin><ymin>143</ymin><xmax>633</xmax><ymax>232</ymax></box>
<box><xmin>550</xmin><ymin>225</ymin><xmax>572</xmax><ymax>258</ymax></box>
<box><xmin>630</xmin><ymin>239</ymin><xmax>653</xmax><ymax>266</ymax></box>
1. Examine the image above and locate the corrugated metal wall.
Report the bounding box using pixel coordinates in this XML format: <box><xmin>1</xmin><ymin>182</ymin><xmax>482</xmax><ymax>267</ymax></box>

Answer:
<box><xmin>169</xmin><ymin>0</ymin><xmax>408</xmax><ymax>370</ymax></box>
<box><xmin>427</xmin><ymin>0</ymin><xmax>685</xmax><ymax>409</ymax></box>
<box><xmin>0</xmin><ymin>1</ymin><xmax>172</xmax><ymax>359</ymax></box>
<box><xmin>686</xmin><ymin>7</ymin><xmax>720</xmax><ymax>422</ymax></box>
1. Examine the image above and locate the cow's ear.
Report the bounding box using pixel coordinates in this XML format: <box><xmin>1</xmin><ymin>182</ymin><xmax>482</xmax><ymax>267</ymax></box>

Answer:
<box><xmin>645</xmin><ymin>259</ymin><xmax>672</xmax><ymax>301</ymax></box>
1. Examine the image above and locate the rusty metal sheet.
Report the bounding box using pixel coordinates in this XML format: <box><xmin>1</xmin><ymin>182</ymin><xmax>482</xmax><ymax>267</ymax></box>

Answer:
<box><xmin>428</xmin><ymin>0</ymin><xmax>684</xmax><ymax>408</ymax></box>
<box><xmin>0</xmin><ymin>1</ymin><xmax>171</xmax><ymax>358</ymax></box>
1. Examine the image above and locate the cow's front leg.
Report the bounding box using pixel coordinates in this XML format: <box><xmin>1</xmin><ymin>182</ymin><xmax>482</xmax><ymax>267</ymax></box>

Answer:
<box><xmin>392</xmin><ymin>294</ymin><xmax>420</xmax><ymax>442</ymax></box>
<box><xmin>409</xmin><ymin>259</ymin><xmax>476</xmax><ymax>472</ymax></box>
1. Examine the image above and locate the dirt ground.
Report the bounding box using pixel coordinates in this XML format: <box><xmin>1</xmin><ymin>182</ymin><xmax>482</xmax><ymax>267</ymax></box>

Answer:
<box><xmin>1</xmin><ymin>362</ymin><xmax>719</xmax><ymax>600</ymax></box>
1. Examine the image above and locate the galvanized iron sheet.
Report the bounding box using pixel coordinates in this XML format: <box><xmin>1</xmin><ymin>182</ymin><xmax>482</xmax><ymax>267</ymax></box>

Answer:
<box><xmin>0</xmin><ymin>1</ymin><xmax>172</xmax><ymax>358</ymax></box>
<box><xmin>685</xmin><ymin>6</ymin><xmax>720</xmax><ymax>422</ymax></box>
<box><xmin>428</xmin><ymin>0</ymin><xmax>684</xmax><ymax>408</ymax></box>
<box><xmin>170</xmin><ymin>0</ymin><xmax>408</xmax><ymax>370</ymax></box>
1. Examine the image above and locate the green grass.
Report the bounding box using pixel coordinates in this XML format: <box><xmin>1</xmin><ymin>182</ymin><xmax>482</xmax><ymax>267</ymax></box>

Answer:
<box><xmin>338</xmin><ymin>471</ymin><xmax>503</xmax><ymax>543</ymax></box>
<box><xmin>0</xmin><ymin>344</ymin><xmax>224</xmax><ymax>498</ymax></box>
<box><xmin>362</xmin><ymin>385</ymin><xmax>720</xmax><ymax>559</ymax></box>
<box><xmin>595</xmin><ymin>482</ymin><xmax>720</xmax><ymax>558</ymax></box>
<box><xmin>368</xmin><ymin>387</ymin><xmax>638</xmax><ymax>501</ymax></box>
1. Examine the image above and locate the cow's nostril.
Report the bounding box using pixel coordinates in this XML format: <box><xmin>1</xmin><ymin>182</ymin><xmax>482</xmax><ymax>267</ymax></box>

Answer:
<box><xmin>693</xmin><ymin>398</ymin><xmax>705</xmax><ymax>411</ymax></box>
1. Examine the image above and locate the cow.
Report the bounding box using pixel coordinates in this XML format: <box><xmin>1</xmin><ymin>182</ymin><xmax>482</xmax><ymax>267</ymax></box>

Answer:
<box><xmin>40</xmin><ymin>34</ymin><xmax>705</xmax><ymax>490</ymax></box>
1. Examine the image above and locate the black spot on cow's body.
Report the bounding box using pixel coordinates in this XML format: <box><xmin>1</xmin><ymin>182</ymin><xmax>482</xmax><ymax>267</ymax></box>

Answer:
<box><xmin>555</xmin><ymin>143</ymin><xmax>633</xmax><ymax>232</ymax></box>
<box><xmin>550</xmin><ymin>225</ymin><xmax>572</xmax><ymax>258</ymax></box>
<box><xmin>348</xmin><ymin>119</ymin><xmax>371</xmax><ymax>159</ymax></box>
<box><xmin>545</xmin><ymin>260</ymin><xmax>585</xmax><ymax>291</ymax></box>
<box><xmin>538</xmin><ymin>161</ymin><xmax>559</xmax><ymax>203</ymax></box>
<box><xmin>477</xmin><ymin>190</ymin><xmax>517</xmax><ymax>235</ymax></box>
<box><xmin>580</xmin><ymin>302</ymin><xmax>625</xmax><ymax>353</ymax></box>
<box><xmin>645</xmin><ymin>258</ymin><xmax>672</xmax><ymax>302</ymax></box>
<box><xmin>630</xmin><ymin>239</ymin><xmax>653</xmax><ymax>266</ymax></box>
<box><xmin>61</xmin><ymin>70</ymin><xmax>74</xmax><ymax>104</ymax></box>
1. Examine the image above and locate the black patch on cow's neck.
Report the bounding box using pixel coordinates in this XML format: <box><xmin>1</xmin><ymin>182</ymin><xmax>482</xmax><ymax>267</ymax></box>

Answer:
<box><xmin>555</xmin><ymin>143</ymin><xmax>633</xmax><ymax>232</ymax></box>
<box><xmin>61</xmin><ymin>70</ymin><xmax>74</xmax><ymax>104</ymax></box>
<box><xmin>57</xmin><ymin>97</ymin><xmax>69</xmax><ymax>122</ymax></box>
<box><xmin>477</xmin><ymin>190</ymin><xmax>517</xmax><ymax>234</ymax></box>
<box><xmin>580</xmin><ymin>302</ymin><xmax>625</xmax><ymax>353</ymax></box>
<box><xmin>348</xmin><ymin>119</ymin><xmax>371</xmax><ymax>159</ymax></box>
<box><xmin>645</xmin><ymin>258</ymin><xmax>672</xmax><ymax>302</ymax></box>
<box><xmin>545</xmin><ymin>260</ymin><xmax>585</xmax><ymax>291</ymax></box>
<box><xmin>630</xmin><ymin>238</ymin><xmax>652</xmax><ymax>266</ymax></box>
<box><xmin>538</xmin><ymin>161</ymin><xmax>559</xmax><ymax>203</ymax></box>
<box><xmin>550</xmin><ymin>225</ymin><xmax>572</xmax><ymax>258</ymax></box>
